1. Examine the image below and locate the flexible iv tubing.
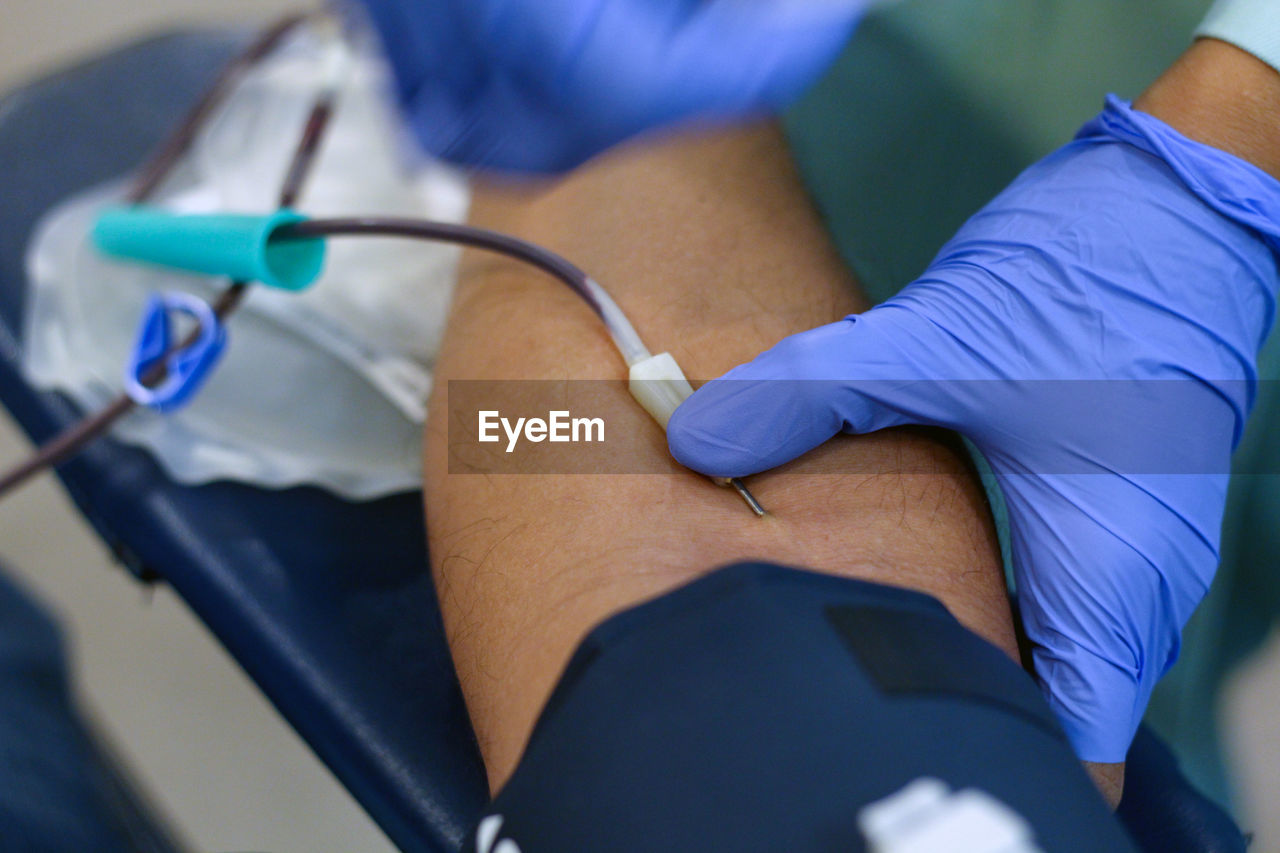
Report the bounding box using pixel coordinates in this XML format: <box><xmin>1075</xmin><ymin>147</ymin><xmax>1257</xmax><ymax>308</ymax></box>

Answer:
<box><xmin>277</xmin><ymin>218</ymin><xmax>653</xmax><ymax>367</ymax></box>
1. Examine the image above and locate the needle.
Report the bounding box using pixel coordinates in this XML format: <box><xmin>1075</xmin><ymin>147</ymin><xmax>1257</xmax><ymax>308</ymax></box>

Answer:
<box><xmin>727</xmin><ymin>477</ymin><xmax>766</xmax><ymax>517</ymax></box>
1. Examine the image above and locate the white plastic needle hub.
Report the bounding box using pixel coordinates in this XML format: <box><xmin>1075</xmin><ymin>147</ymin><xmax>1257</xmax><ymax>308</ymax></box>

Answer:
<box><xmin>628</xmin><ymin>352</ymin><xmax>765</xmax><ymax>517</ymax></box>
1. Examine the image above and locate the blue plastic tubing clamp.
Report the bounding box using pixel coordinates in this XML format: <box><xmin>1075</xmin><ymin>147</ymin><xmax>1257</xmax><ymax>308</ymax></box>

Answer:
<box><xmin>124</xmin><ymin>292</ymin><xmax>228</xmax><ymax>413</ymax></box>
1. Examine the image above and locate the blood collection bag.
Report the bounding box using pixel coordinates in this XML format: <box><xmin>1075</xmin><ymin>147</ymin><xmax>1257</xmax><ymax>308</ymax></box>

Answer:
<box><xmin>23</xmin><ymin>26</ymin><xmax>468</xmax><ymax>499</ymax></box>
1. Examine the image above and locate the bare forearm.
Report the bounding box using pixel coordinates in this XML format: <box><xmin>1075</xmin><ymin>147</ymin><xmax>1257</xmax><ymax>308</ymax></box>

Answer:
<box><xmin>425</xmin><ymin>125</ymin><xmax>1016</xmax><ymax>789</ymax></box>
<box><xmin>1137</xmin><ymin>37</ymin><xmax>1280</xmax><ymax>179</ymax></box>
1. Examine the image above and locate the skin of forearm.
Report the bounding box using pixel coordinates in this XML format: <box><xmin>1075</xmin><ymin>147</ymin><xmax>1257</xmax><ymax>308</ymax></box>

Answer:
<box><xmin>1136</xmin><ymin>37</ymin><xmax>1280</xmax><ymax>180</ymax></box>
<box><xmin>426</xmin><ymin>125</ymin><xmax>1022</xmax><ymax>790</ymax></box>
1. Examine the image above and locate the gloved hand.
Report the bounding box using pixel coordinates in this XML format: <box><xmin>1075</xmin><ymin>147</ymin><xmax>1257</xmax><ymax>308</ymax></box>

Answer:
<box><xmin>668</xmin><ymin>97</ymin><xmax>1280</xmax><ymax>762</ymax></box>
<box><xmin>352</xmin><ymin>0</ymin><xmax>864</xmax><ymax>172</ymax></box>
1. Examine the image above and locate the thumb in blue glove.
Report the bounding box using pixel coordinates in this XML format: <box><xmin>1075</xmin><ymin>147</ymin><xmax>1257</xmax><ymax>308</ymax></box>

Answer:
<box><xmin>352</xmin><ymin>0</ymin><xmax>865</xmax><ymax>172</ymax></box>
<box><xmin>668</xmin><ymin>97</ymin><xmax>1280</xmax><ymax>764</ymax></box>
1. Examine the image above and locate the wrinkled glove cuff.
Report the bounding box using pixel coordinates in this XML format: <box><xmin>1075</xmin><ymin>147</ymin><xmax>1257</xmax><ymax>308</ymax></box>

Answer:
<box><xmin>1197</xmin><ymin>0</ymin><xmax>1280</xmax><ymax>76</ymax></box>
<box><xmin>1081</xmin><ymin>97</ymin><xmax>1280</xmax><ymax>274</ymax></box>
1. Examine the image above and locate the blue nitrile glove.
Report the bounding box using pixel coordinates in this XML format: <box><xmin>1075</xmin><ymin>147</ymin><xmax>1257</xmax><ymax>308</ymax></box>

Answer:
<box><xmin>353</xmin><ymin>0</ymin><xmax>865</xmax><ymax>172</ymax></box>
<box><xmin>668</xmin><ymin>96</ymin><xmax>1280</xmax><ymax>762</ymax></box>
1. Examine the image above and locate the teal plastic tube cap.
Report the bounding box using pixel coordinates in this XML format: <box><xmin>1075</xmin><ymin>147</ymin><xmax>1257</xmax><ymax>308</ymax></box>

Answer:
<box><xmin>92</xmin><ymin>207</ymin><xmax>326</xmax><ymax>291</ymax></box>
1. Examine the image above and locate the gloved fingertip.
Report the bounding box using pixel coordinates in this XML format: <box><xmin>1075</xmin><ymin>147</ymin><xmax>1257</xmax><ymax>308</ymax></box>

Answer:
<box><xmin>666</xmin><ymin>398</ymin><xmax>767</xmax><ymax>479</ymax></box>
<box><xmin>667</xmin><ymin>370</ymin><xmax>847</xmax><ymax>478</ymax></box>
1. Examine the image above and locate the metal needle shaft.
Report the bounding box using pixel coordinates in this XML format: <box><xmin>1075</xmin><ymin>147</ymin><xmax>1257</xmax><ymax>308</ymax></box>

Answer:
<box><xmin>728</xmin><ymin>477</ymin><xmax>766</xmax><ymax>517</ymax></box>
